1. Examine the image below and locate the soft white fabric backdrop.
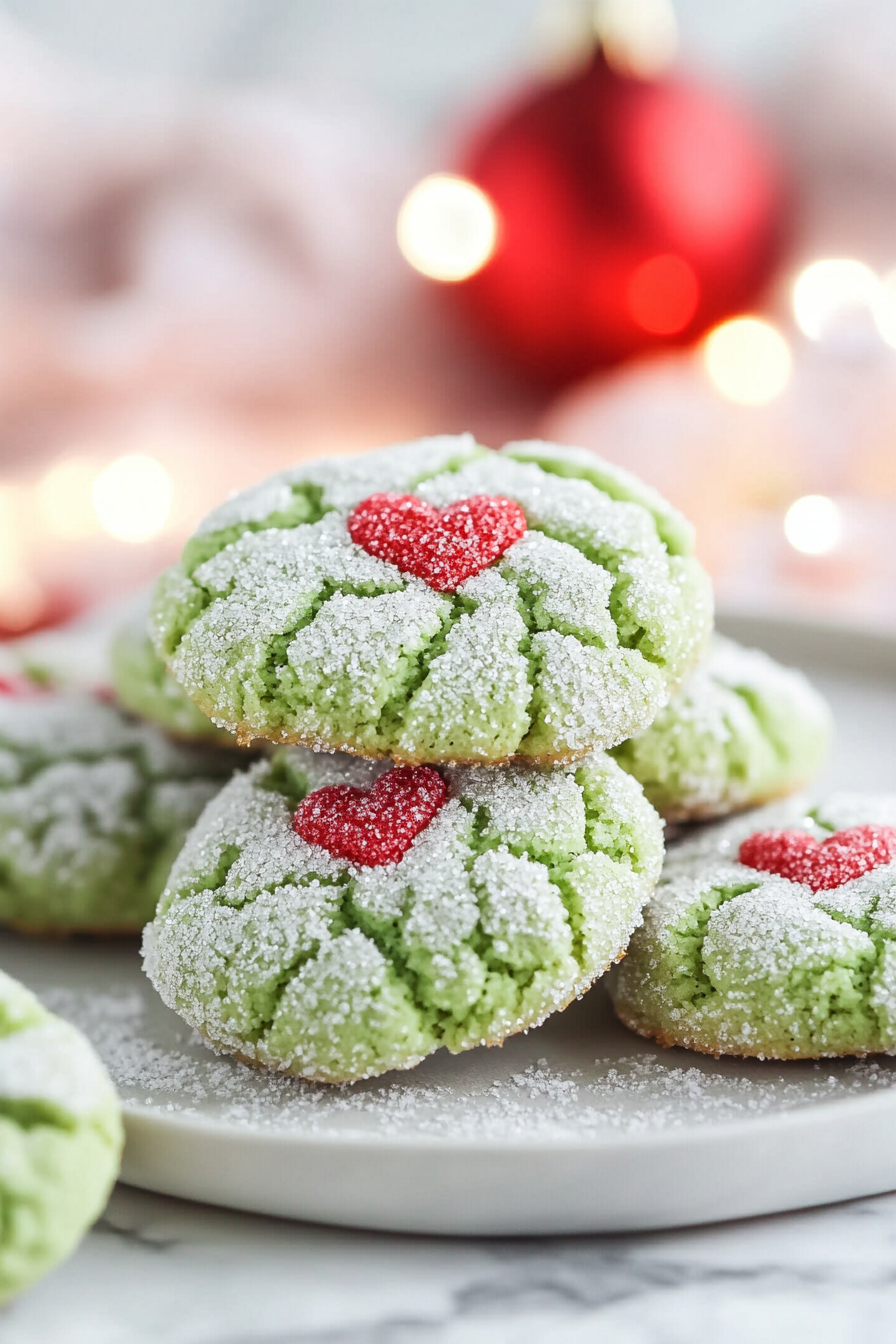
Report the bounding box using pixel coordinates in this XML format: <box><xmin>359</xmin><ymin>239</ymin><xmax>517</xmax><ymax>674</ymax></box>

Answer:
<box><xmin>0</xmin><ymin>0</ymin><xmax>834</xmax><ymax>114</ymax></box>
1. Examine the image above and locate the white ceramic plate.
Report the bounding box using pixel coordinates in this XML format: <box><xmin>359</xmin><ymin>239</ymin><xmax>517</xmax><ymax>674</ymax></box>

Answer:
<box><xmin>6</xmin><ymin>613</ymin><xmax>896</xmax><ymax>1236</ymax></box>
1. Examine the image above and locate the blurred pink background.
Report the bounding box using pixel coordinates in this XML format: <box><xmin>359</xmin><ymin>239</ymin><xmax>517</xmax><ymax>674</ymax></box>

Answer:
<box><xmin>2</xmin><ymin>0</ymin><xmax>896</xmax><ymax>636</ymax></box>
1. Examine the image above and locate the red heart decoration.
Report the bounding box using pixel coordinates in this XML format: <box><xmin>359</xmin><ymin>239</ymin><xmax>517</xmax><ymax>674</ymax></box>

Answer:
<box><xmin>347</xmin><ymin>493</ymin><xmax>527</xmax><ymax>592</ymax></box>
<box><xmin>738</xmin><ymin>825</ymin><xmax>896</xmax><ymax>892</ymax></box>
<box><xmin>293</xmin><ymin>765</ymin><xmax>448</xmax><ymax>867</ymax></box>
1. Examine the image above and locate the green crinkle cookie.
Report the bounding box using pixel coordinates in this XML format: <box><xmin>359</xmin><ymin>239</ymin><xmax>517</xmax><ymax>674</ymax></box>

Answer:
<box><xmin>0</xmin><ymin>970</ymin><xmax>122</xmax><ymax>1304</ymax></box>
<box><xmin>610</xmin><ymin>636</ymin><xmax>832</xmax><ymax>821</ymax></box>
<box><xmin>111</xmin><ymin>615</ymin><xmax>241</xmax><ymax>747</ymax></box>
<box><xmin>0</xmin><ymin>693</ymin><xmax>244</xmax><ymax>934</ymax></box>
<box><xmin>149</xmin><ymin>435</ymin><xmax>712</xmax><ymax>765</ymax></box>
<box><xmin>143</xmin><ymin>747</ymin><xmax>664</xmax><ymax>1083</ymax></box>
<box><xmin>610</xmin><ymin>792</ymin><xmax>896</xmax><ymax>1059</ymax></box>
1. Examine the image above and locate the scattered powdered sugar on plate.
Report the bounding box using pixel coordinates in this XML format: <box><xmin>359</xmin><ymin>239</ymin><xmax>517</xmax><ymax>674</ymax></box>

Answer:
<box><xmin>39</xmin><ymin>980</ymin><xmax>896</xmax><ymax>1143</ymax></box>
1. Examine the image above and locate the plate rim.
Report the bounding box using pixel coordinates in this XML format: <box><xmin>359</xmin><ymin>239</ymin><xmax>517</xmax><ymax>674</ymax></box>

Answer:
<box><xmin>117</xmin><ymin>612</ymin><xmax>896</xmax><ymax>1152</ymax></box>
<box><xmin>119</xmin><ymin>1068</ymin><xmax>896</xmax><ymax>1151</ymax></box>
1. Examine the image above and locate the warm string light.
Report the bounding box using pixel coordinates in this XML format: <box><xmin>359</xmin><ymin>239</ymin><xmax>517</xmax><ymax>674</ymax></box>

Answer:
<box><xmin>793</xmin><ymin>256</ymin><xmax>896</xmax><ymax>348</ymax></box>
<box><xmin>793</xmin><ymin>259</ymin><xmax>879</xmax><ymax>340</ymax></box>
<box><xmin>872</xmin><ymin>268</ymin><xmax>896</xmax><ymax>350</ymax></box>
<box><xmin>35</xmin><ymin>457</ymin><xmax>102</xmax><ymax>540</ymax></box>
<box><xmin>0</xmin><ymin>450</ymin><xmax>175</xmax><ymax>632</ymax></box>
<box><xmin>92</xmin><ymin>454</ymin><xmax>172</xmax><ymax>543</ymax></box>
<box><xmin>784</xmin><ymin>496</ymin><xmax>842</xmax><ymax>556</ymax></box>
<box><xmin>397</xmin><ymin>174</ymin><xmax>499</xmax><ymax>282</ymax></box>
<box><xmin>34</xmin><ymin>452</ymin><xmax>173</xmax><ymax>545</ymax></box>
<box><xmin>703</xmin><ymin>317</ymin><xmax>792</xmax><ymax>405</ymax></box>
<box><xmin>0</xmin><ymin>485</ymin><xmax>44</xmax><ymax>631</ymax></box>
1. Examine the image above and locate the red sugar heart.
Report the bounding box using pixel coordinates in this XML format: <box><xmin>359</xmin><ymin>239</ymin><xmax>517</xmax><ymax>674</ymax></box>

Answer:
<box><xmin>738</xmin><ymin>825</ymin><xmax>896</xmax><ymax>892</ymax></box>
<box><xmin>347</xmin><ymin>493</ymin><xmax>527</xmax><ymax>592</ymax></box>
<box><xmin>293</xmin><ymin>765</ymin><xmax>448</xmax><ymax>867</ymax></box>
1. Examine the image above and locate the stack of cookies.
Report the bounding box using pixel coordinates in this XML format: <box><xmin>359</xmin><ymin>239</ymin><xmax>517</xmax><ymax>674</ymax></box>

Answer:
<box><xmin>136</xmin><ymin>434</ymin><xmax>706</xmax><ymax>1082</ymax></box>
<box><xmin>127</xmin><ymin>431</ymin><xmax>820</xmax><ymax>1082</ymax></box>
<box><xmin>0</xmin><ymin>433</ymin><xmax>847</xmax><ymax>1077</ymax></box>
<box><xmin>0</xmin><ymin>431</ymin><xmax>885</xmax><ymax>1303</ymax></box>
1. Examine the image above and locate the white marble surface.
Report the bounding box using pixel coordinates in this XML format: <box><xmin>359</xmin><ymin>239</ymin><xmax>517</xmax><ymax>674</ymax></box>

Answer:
<box><xmin>3</xmin><ymin>1183</ymin><xmax>896</xmax><ymax>1343</ymax></box>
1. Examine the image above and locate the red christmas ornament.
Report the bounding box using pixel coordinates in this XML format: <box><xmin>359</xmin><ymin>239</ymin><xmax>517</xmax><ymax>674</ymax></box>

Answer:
<box><xmin>738</xmin><ymin>826</ymin><xmax>896</xmax><ymax>893</ymax></box>
<box><xmin>348</xmin><ymin>493</ymin><xmax>527</xmax><ymax>592</ymax></box>
<box><xmin>293</xmin><ymin>766</ymin><xmax>448</xmax><ymax>867</ymax></box>
<box><xmin>455</xmin><ymin>52</ymin><xmax>787</xmax><ymax>385</ymax></box>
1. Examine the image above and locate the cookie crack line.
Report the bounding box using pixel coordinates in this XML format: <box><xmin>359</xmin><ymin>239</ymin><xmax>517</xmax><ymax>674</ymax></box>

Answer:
<box><xmin>145</xmin><ymin>748</ymin><xmax>663</xmax><ymax>1082</ymax></box>
<box><xmin>0</xmin><ymin>694</ymin><xmax>240</xmax><ymax>934</ymax></box>
<box><xmin>151</xmin><ymin>437</ymin><xmax>712</xmax><ymax>765</ymax></box>
<box><xmin>613</xmin><ymin>796</ymin><xmax>896</xmax><ymax>1060</ymax></box>
<box><xmin>200</xmin><ymin>838</ymin><xmax>586</xmax><ymax>1053</ymax></box>
<box><xmin>687</xmin><ymin>899</ymin><xmax>895</xmax><ymax>1048</ymax></box>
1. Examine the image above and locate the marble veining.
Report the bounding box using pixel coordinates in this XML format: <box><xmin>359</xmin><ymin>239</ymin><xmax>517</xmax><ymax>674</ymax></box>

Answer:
<box><xmin>5</xmin><ymin>1185</ymin><xmax>896</xmax><ymax>1343</ymax></box>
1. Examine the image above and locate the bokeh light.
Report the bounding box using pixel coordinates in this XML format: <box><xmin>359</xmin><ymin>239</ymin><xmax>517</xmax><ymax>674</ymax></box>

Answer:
<box><xmin>873</xmin><ymin>267</ymin><xmax>896</xmax><ymax>349</ymax></box>
<box><xmin>397</xmin><ymin>174</ymin><xmax>499</xmax><ymax>282</ymax></box>
<box><xmin>0</xmin><ymin>485</ymin><xmax>43</xmax><ymax>631</ymax></box>
<box><xmin>92</xmin><ymin>454</ymin><xmax>172</xmax><ymax>543</ymax></box>
<box><xmin>703</xmin><ymin>316</ymin><xmax>791</xmax><ymax>405</ymax></box>
<box><xmin>792</xmin><ymin>258</ymin><xmax>880</xmax><ymax>340</ymax></box>
<box><xmin>36</xmin><ymin>456</ymin><xmax>102</xmax><ymax>540</ymax></box>
<box><xmin>627</xmin><ymin>253</ymin><xmax>699</xmax><ymax>335</ymax></box>
<box><xmin>784</xmin><ymin>495</ymin><xmax>842</xmax><ymax>556</ymax></box>
<box><xmin>594</xmin><ymin>0</ymin><xmax>678</xmax><ymax>78</ymax></box>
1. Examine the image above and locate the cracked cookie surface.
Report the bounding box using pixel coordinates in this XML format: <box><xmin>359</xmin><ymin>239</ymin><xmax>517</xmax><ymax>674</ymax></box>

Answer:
<box><xmin>143</xmin><ymin>746</ymin><xmax>664</xmax><ymax>1082</ymax></box>
<box><xmin>149</xmin><ymin>436</ymin><xmax>712</xmax><ymax>764</ymax></box>
<box><xmin>111</xmin><ymin>614</ymin><xmax>243</xmax><ymax>746</ymax></box>
<box><xmin>611</xmin><ymin>793</ymin><xmax>896</xmax><ymax>1059</ymax></box>
<box><xmin>610</xmin><ymin>636</ymin><xmax>832</xmax><ymax>821</ymax></box>
<box><xmin>0</xmin><ymin>693</ymin><xmax>244</xmax><ymax>933</ymax></box>
<box><xmin>0</xmin><ymin>971</ymin><xmax>122</xmax><ymax>1304</ymax></box>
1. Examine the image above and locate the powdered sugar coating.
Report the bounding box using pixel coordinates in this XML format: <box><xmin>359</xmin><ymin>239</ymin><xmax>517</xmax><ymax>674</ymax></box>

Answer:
<box><xmin>0</xmin><ymin>1016</ymin><xmax>113</xmax><ymax>1119</ymax></box>
<box><xmin>611</xmin><ymin>636</ymin><xmax>833</xmax><ymax>820</ymax></box>
<box><xmin>501</xmin><ymin>438</ymin><xmax>695</xmax><ymax>555</ymax></box>
<box><xmin>143</xmin><ymin>747</ymin><xmax>664</xmax><ymax>1082</ymax></box>
<box><xmin>111</xmin><ymin>612</ymin><xmax>238</xmax><ymax>745</ymax></box>
<box><xmin>42</xmin><ymin>977</ymin><xmax>896</xmax><ymax>1140</ymax></box>
<box><xmin>612</xmin><ymin>792</ymin><xmax>896</xmax><ymax>1058</ymax></box>
<box><xmin>0</xmin><ymin>971</ymin><xmax>121</xmax><ymax>1305</ymax></box>
<box><xmin>198</xmin><ymin>434</ymin><xmax>482</xmax><ymax>536</ymax></box>
<box><xmin>151</xmin><ymin>437</ymin><xmax>712</xmax><ymax>763</ymax></box>
<box><xmin>0</xmin><ymin>694</ymin><xmax>243</xmax><ymax>933</ymax></box>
